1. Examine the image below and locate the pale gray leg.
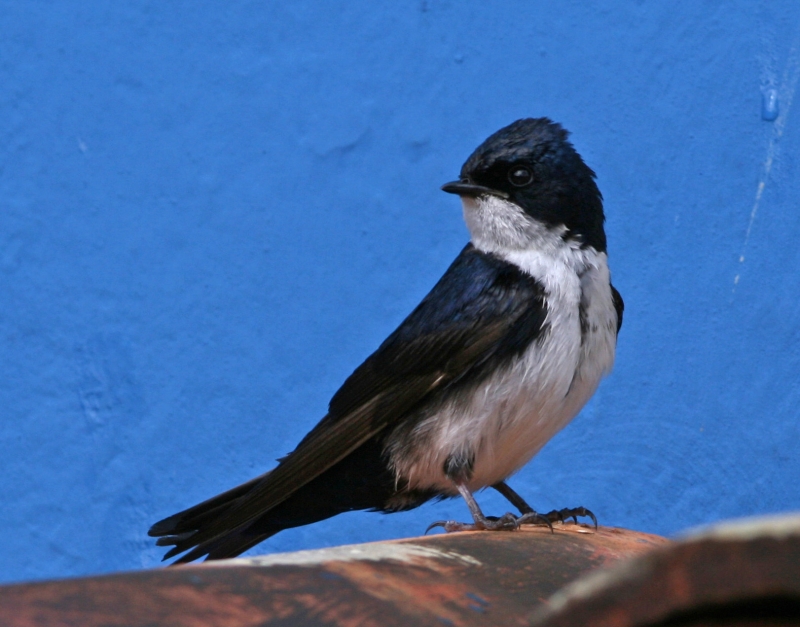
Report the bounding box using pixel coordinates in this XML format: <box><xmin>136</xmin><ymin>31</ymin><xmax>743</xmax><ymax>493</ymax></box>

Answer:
<box><xmin>425</xmin><ymin>483</ymin><xmax>518</xmax><ymax>534</ymax></box>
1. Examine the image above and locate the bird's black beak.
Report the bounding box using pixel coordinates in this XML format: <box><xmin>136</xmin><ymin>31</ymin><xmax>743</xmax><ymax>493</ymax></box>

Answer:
<box><xmin>441</xmin><ymin>180</ymin><xmax>509</xmax><ymax>199</ymax></box>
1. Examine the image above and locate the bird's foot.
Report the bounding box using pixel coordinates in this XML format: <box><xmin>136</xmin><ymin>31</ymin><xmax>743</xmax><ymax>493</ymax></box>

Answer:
<box><xmin>425</xmin><ymin>512</ymin><xmax>518</xmax><ymax>534</ymax></box>
<box><xmin>515</xmin><ymin>511</ymin><xmax>554</xmax><ymax>531</ymax></box>
<box><xmin>518</xmin><ymin>506</ymin><xmax>597</xmax><ymax>529</ymax></box>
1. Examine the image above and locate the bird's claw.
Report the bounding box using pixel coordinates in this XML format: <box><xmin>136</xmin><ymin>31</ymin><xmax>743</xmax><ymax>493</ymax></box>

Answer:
<box><xmin>425</xmin><ymin>520</ymin><xmax>473</xmax><ymax>534</ymax></box>
<box><xmin>516</xmin><ymin>511</ymin><xmax>555</xmax><ymax>532</ymax></box>
<box><xmin>526</xmin><ymin>506</ymin><xmax>597</xmax><ymax>529</ymax></box>
<box><xmin>425</xmin><ymin>512</ymin><xmax>518</xmax><ymax>534</ymax></box>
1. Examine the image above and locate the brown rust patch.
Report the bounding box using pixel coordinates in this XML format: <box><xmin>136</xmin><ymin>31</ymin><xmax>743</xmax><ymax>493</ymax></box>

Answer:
<box><xmin>531</xmin><ymin>516</ymin><xmax>800</xmax><ymax>627</ymax></box>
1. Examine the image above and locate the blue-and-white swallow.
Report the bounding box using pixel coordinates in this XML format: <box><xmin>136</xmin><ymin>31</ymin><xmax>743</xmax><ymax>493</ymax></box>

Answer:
<box><xmin>149</xmin><ymin>118</ymin><xmax>623</xmax><ymax>563</ymax></box>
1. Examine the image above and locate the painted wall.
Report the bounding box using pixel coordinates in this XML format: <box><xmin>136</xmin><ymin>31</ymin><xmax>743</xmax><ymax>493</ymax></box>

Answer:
<box><xmin>1</xmin><ymin>1</ymin><xmax>799</xmax><ymax>583</ymax></box>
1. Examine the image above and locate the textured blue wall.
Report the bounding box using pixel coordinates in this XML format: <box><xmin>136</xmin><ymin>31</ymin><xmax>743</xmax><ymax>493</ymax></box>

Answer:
<box><xmin>2</xmin><ymin>2</ymin><xmax>799</xmax><ymax>583</ymax></box>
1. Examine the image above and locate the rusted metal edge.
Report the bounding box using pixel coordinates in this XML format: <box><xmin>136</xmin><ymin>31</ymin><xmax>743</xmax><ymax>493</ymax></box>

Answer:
<box><xmin>0</xmin><ymin>524</ymin><xmax>666</xmax><ymax>627</ymax></box>
<box><xmin>530</xmin><ymin>512</ymin><xmax>800</xmax><ymax>627</ymax></box>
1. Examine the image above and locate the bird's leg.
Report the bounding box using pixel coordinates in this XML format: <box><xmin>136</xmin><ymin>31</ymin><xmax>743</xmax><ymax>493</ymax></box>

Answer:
<box><xmin>492</xmin><ymin>481</ymin><xmax>597</xmax><ymax>529</ymax></box>
<box><xmin>492</xmin><ymin>481</ymin><xmax>535</xmax><ymax>514</ymax></box>
<box><xmin>426</xmin><ymin>483</ymin><xmax>518</xmax><ymax>533</ymax></box>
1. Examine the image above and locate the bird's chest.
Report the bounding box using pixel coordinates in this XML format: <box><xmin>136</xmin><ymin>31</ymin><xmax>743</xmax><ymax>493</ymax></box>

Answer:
<box><xmin>465</xmin><ymin>256</ymin><xmax>617</xmax><ymax>486</ymax></box>
<box><xmin>484</xmin><ymin>246</ymin><xmax>617</xmax><ymax>407</ymax></box>
<box><xmin>390</xmin><ymin>250</ymin><xmax>617</xmax><ymax>493</ymax></box>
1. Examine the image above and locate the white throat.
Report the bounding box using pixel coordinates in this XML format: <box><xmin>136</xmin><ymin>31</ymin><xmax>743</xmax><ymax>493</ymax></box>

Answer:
<box><xmin>461</xmin><ymin>194</ymin><xmax>593</xmax><ymax>276</ymax></box>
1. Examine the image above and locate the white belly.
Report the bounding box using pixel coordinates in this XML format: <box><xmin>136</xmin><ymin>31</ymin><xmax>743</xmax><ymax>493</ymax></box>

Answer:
<box><xmin>387</xmin><ymin>248</ymin><xmax>618</xmax><ymax>494</ymax></box>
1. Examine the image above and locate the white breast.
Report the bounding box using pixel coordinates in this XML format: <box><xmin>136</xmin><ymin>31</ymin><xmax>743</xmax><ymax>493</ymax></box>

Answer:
<box><xmin>387</xmin><ymin>195</ymin><xmax>619</xmax><ymax>494</ymax></box>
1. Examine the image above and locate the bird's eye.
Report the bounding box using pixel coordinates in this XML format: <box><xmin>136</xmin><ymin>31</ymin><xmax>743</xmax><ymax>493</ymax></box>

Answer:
<box><xmin>508</xmin><ymin>166</ymin><xmax>533</xmax><ymax>187</ymax></box>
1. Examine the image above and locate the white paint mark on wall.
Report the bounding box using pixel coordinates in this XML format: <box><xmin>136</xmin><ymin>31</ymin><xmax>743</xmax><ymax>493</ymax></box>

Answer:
<box><xmin>734</xmin><ymin>29</ymin><xmax>800</xmax><ymax>291</ymax></box>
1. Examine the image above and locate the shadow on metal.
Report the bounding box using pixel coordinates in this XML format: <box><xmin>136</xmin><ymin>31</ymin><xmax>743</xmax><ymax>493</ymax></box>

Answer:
<box><xmin>530</xmin><ymin>513</ymin><xmax>800</xmax><ymax>627</ymax></box>
<box><xmin>0</xmin><ymin>524</ymin><xmax>664</xmax><ymax>626</ymax></box>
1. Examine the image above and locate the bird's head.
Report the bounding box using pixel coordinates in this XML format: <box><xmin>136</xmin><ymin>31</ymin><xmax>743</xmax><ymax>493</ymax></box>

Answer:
<box><xmin>442</xmin><ymin>118</ymin><xmax>606</xmax><ymax>253</ymax></box>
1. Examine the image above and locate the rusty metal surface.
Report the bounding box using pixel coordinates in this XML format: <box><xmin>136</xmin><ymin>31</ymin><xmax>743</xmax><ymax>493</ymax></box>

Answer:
<box><xmin>0</xmin><ymin>524</ymin><xmax>665</xmax><ymax>627</ymax></box>
<box><xmin>530</xmin><ymin>513</ymin><xmax>800</xmax><ymax>627</ymax></box>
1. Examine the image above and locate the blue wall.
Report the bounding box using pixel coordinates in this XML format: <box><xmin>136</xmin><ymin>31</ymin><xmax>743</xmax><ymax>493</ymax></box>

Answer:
<box><xmin>2</xmin><ymin>2</ymin><xmax>799</xmax><ymax>583</ymax></box>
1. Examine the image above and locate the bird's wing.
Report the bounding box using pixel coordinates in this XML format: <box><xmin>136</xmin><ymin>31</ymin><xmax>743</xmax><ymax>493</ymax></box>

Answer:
<box><xmin>611</xmin><ymin>284</ymin><xmax>623</xmax><ymax>334</ymax></box>
<box><xmin>152</xmin><ymin>244</ymin><xmax>548</xmax><ymax>552</ymax></box>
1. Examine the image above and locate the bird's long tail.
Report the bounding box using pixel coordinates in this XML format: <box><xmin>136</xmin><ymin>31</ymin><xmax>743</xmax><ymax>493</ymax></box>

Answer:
<box><xmin>148</xmin><ymin>437</ymin><xmax>402</xmax><ymax>563</ymax></box>
<box><xmin>149</xmin><ymin>472</ymin><xmax>279</xmax><ymax>563</ymax></box>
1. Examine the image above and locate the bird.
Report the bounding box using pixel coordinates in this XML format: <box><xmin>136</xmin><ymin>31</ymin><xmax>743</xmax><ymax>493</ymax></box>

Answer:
<box><xmin>149</xmin><ymin>117</ymin><xmax>623</xmax><ymax>563</ymax></box>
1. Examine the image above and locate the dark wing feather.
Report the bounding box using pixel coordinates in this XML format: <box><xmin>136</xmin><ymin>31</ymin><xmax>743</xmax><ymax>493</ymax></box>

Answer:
<box><xmin>150</xmin><ymin>244</ymin><xmax>548</xmax><ymax>558</ymax></box>
<box><xmin>611</xmin><ymin>284</ymin><xmax>623</xmax><ymax>334</ymax></box>
<box><xmin>327</xmin><ymin>244</ymin><xmax>549</xmax><ymax>418</ymax></box>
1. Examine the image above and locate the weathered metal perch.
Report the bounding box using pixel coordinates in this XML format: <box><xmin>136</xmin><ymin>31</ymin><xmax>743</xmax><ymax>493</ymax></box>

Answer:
<box><xmin>4</xmin><ymin>515</ymin><xmax>798</xmax><ymax>626</ymax></box>
<box><xmin>530</xmin><ymin>513</ymin><xmax>800</xmax><ymax>627</ymax></box>
<box><xmin>0</xmin><ymin>524</ymin><xmax>663</xmax><ymax>626</ymax></box>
